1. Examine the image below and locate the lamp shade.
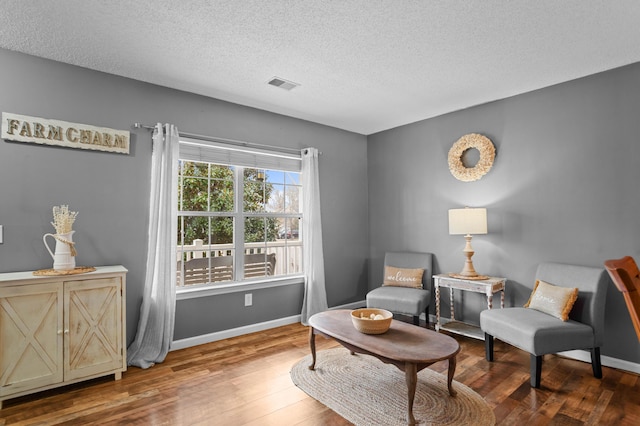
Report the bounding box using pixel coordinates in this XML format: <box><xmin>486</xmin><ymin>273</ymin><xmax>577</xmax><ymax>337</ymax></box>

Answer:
<box><xmin>449</xmin><ymin>207</ymin><xmax>487</xmax><ymax>235</ymax></box>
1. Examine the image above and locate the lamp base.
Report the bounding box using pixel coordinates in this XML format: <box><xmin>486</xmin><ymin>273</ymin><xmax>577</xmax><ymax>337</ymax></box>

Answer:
<box><xmin>451</xmin><ymin>234</ymin><xmax>488</xmax><ymax>280</ymax></box>
<box><xmin>449</xmin><ymin>273</ymin><xmax>489</xmax><ymax>280</ymax></box>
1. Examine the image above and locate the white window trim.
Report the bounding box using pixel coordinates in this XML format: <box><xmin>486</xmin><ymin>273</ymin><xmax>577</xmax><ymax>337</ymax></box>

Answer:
<box><xmin>177</xmin><ymin>136</ymin><xmax>304</xmax><ymax>295</ymax></box>
<box><xmin>176</xmin><ymin>274</ymin><xmax>305</xmax><ymax>300</ymax></box>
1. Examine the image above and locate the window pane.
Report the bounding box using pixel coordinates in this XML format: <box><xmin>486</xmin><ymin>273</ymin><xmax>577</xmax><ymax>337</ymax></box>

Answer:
<box><xmin>178</xmin><ymin>216</ymin><xmax>233</xmax><ymax>250</ymax></box>
<box><xmin>267</xmin><ymin>170</ymin><xmax>285</xmax><ymax>184</ymax></box>
<box><xmin>178</xmin><ymin>161</ymin><xmax>234</xmax><ymax>212</ymax></box>
<box><xmin>245</xmin><ymin>168</ymin><xmax>282</xmax><ymax>213</ymax></box>
<box><xmin>205</xmin><ymin>252</ymin><xmax>234</xmax><ymax>283</ymax></box>
<box><xmin>285</xmin><ymin>185</ymin><xmax>301</xmax><ymax>212</ymax></box>
<box><xmin>245</xmin><ymin>217</ymin><xmax>276</xmax><ymax>279</ymax></box>
<box><xmin>269</xmin><ymin>216</ymin><xmax>301</xmax><ymax>276</ymax></box>
<box><xmin>285</xmin><ymin>171</ymin><xmax>300</xmax><ymax>185</ymax></box>
<box><xmin>243</xmin><ymin>179</ymin><xmax>266</xmax><ymax>212</ymax></box>
<box><xmin>180</xmin><ymin>177</ymin><xmax>208</xmax><ymax>211</ymax></box>
<box><xmin>180</xmin><ymin>215</ymin><xmax>209</xmax><ymax>246</ymax></box>
<box><xmin>245</xmin><ymin>217</ymin><xmax>277</xmax><ymax>244</ymax></box>
<box><xmin>178</xmin><ymin>252</ymin><xmax>235</xmax><ymax>286</ymax></box>
<box><xmin>179</xmin><ymin>160</ymin><xmax>208</xmax><ymax>177</ymax></box>
<box><xmin>281</xmin><ymin>217</ymin><xmax>300</xmax><ymax>240</ymax></box>
<box><xmin>285</xmin><ymin>245</ymin><xmax>303</xmax><ymax>275</ymax></box>
<box><xmin>266</xmin><ymin>184</ymin><xmax>285</xmax><ymax>213</ymax></box>
<box><xmin>244</xmin><ymin>251</ymin><xmax>276</xmax><ymax>279</ymax></box>
<box><xmin>263</xmin><ymin>169</ymin><xmax>300</xmax><ymax>213</ymax></box>
<box><xmin>210</xmin><ymin>217</ymin><xmax>234</xmax><ymax>245</ymax></box>
<box><xmin>209</xmin><ymin>165</ymin><xmax>234</xmax><ymax>212</ymax></box>
<box><xmin>177</xmin><ymin>215</ymin><xmax>235</xmax><ymax>287</ymax></box>
<box><xmin>244</xmin><ymin>168</ymin><xmax>264</xmax><ymax>182</ymax></box>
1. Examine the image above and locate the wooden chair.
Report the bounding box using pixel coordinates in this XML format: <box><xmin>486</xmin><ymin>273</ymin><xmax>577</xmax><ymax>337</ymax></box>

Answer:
<box><xmin>366</xmin><ymin>252</ymin><xmax>433</xmax><ymax>327</ymax></box>
<box><xmin>604</xmin><ymin>256</ymin><xmax>640</xmax><ymax>341</ymax></box>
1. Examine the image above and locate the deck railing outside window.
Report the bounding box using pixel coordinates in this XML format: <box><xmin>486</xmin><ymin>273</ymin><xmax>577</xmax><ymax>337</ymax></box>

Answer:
<box><xmin>177</xmin><ymin>239</ymin><xmax>302</xmax><ymax>286</ymax></box>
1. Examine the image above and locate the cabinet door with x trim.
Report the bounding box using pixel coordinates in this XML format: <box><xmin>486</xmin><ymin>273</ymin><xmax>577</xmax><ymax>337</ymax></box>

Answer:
<box><xmin>0</xmin><ymin>282</ymin><xmax>64</xmax><ymax>397</ymax></box>
<box><xmin>64</xmin><ymin>278</ymin><xmax>123</xmax><ymax>382</ymax></box>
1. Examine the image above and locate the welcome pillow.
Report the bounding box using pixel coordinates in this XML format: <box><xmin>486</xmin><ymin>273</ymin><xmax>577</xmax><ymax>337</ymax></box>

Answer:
<box><xmin>382</xmin><ymin>266</ymin><xmax>424</xmax><ymax>289</ymax></box>
<box><xmin>524</xmin><ymin>279</ymin><xmax>579</xmax><ymax>321</ymax></box>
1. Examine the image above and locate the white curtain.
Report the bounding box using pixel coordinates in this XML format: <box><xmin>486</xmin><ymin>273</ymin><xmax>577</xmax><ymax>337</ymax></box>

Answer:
<box><xmin>300</xmin><ymin>147</ymin><xmax>328</xmax><ymax>325</ymax></box>
<box><xmin>127</xmin><ymin>123</ymin><xmax>179</xmax><ymax>369</ymax></box>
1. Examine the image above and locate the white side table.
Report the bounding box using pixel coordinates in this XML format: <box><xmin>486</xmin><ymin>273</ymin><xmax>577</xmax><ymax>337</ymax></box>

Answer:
<box><xmin>433</xmin><ymin>274</ymin><xmax>506</xmax><ymax>340</ymax></box>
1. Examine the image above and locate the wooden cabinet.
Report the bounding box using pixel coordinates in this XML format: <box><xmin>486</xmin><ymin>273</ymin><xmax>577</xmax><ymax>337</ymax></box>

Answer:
<box><xmin>0</xmin><ymin>266</ymin><xmax>127</xmax><ymax>408</ymax></box>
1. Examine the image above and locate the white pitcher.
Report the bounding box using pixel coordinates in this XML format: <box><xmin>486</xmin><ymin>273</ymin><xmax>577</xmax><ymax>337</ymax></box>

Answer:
<box><xmin>43</xmin><ymin>230</ymin><xmax>76</xmax><ymax>271</ymax></box>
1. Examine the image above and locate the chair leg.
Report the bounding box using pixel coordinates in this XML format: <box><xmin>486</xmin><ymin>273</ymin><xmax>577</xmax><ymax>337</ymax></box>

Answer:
<box><xmin>530</xmin><ymin>354</ymin><xmax>542</xmax><ymax>388</ymax></box>
<box><xmin>484</xmin><ymin>333</ymin><xmax>494</xmax><ymax>362</ymax></box>
<box><xmin>591</xmin><ymin>347</ymin><xmax>603</xmax><ymax>378</ymax></box>
<box><xmin>424</xmin><ymin>306</ymin><xmax>430</xmax><ymax>328</ymax></box>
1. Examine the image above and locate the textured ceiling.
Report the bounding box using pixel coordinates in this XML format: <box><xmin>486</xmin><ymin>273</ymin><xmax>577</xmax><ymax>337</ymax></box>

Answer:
<box><xmin>1</xmin><ymin>1</ymin><xmax>640</xmax><ymax>135</ymax></box>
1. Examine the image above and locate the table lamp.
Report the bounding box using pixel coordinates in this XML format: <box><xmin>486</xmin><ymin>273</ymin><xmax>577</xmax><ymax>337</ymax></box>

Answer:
<box><xmin>449</xmin><ymin>207</ymin><xmax>489</xmax><ymax>280</ymax></box>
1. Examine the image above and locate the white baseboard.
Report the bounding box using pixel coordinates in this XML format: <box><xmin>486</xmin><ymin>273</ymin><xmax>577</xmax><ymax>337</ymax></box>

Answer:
<box><xmin>170</xmin><ymin>315</ymin><xmax>301</xmax><ymax>351</ymax></box>
<box><xmin>558</xmin><ymin>349</ymin><xmax>640</xmax><ymax>375</ymax></box>
<box><xmin>331</xmin><ymin>300</ymin><xmax>366</xmax><ymax>310</ymax></box>
<box><xmin>170</xmin><ymin>299</ymin><xmax>366</xmax><ymax>351</ymax></box>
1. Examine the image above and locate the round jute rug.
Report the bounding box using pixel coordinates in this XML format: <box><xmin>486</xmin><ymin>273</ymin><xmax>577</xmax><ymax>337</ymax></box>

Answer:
<box><xmin>291</xmin><ymin>347</ymin><xmax>495</xmax><ymax>426</ymax></box>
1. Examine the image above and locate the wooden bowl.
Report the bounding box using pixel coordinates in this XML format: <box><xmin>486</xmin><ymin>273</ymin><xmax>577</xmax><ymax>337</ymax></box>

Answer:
<box><xmin>351</xmin><ymin>308</ymin><xmax>393</xmax><ymax>334</ymax></box>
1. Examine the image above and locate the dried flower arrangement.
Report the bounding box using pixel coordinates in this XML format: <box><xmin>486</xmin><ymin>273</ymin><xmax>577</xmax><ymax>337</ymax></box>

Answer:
<box><xmin>51</xmin><ymin>205</ymin><xmax>78</xmax><ymax>234</ymax></box>
<box><xmin>448</xmin><ymin>133</ymin><xmax>496</xmax><ymax>182</ymax></box>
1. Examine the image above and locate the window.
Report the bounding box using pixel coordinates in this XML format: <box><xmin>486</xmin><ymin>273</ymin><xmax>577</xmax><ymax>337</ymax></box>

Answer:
<box><xmin>176</xmin><ymin>137</ymin><xmax>303</xmax><ymax>289</ymax></box>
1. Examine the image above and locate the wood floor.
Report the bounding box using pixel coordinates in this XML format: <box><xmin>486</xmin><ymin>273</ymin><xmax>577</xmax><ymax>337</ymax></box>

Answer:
<box><xmin>2</xmin><ymin>318</ymin><xmax>639</xmax><ymax>425</ymax></box>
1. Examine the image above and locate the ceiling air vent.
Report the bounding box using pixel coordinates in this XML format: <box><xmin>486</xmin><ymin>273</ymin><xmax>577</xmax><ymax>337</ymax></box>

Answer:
<box><xmin>267</xmin><ymin>76</ymin><xmax>299</xmax><ymax>91</ymax></box>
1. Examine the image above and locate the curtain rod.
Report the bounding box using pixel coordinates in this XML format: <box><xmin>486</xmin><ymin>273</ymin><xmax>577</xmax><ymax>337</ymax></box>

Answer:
<box><xmin>133</xmin><ymin>123</ymin><xmax>313</xmax><ymax>156</ymax></box>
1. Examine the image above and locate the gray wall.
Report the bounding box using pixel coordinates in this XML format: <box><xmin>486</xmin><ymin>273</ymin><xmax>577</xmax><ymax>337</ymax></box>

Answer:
<box><xmin>0</xmin><ymin>48</ymin><xmax>369</xmax><ymax>344</ymax></box>
<box><xmin>4</xmin><ymin>46</ymin><xmax>638</xmax><ymax>364</ymax></box>
<box><xmin>368</xmin><ymin>62</ymin><xmax>640</xmax><ymax>363</ymax></box>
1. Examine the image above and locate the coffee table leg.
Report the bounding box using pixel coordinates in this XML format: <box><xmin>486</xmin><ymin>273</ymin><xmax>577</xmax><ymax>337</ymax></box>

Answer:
<box><xmin>308</xmin><ymin>327</ymin><xmax>317</xmax><ymax>370</ymax></box>
<box><xmin>447</xmin><ymin>356</ymin><xmax>457</xmax><ymax>396</ymax></box>
<box><xmin>405</xmin><ymin>363</ymin><xmax>418</xmax><ymax>425</ymax></box>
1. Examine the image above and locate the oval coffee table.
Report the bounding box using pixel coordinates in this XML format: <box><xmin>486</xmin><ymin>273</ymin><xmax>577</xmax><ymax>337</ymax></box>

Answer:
<box><xmin>308</xmin><ymin>309</ymin><xmax>460</xmax><ymax>425</ymax></box>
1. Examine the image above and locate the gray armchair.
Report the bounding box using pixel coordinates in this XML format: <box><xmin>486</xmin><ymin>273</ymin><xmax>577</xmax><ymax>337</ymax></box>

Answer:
<box><xmin>366</xmin><ymin>252</ymin><xmax>433</xmax><ymax>327</ymax></box>
<box><xmin>480</xmin><ymin>262</ymin><xmax>608</xmax><ymax>388</ymax></box>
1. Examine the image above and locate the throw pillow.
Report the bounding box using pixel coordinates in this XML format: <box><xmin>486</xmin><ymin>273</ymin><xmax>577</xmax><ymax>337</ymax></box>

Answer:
<box><xmin>382</xmin><ymin>266</ymin><xmax>424</xmax><ymax>289</ymax></box>
<box><xmin>524</xmin><ymin>279</ymin><xmax>579</xmax><ymax>321</ymax></box>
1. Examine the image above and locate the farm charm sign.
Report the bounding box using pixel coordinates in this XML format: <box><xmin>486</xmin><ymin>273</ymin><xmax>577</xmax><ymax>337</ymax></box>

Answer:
<box><xmin>2</xmin><ymin>112</ymin><xmax>130</xmax><ymax>154</ymax></box>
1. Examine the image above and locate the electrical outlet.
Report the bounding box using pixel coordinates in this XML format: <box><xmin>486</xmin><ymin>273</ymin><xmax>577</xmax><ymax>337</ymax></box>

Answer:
<box><xmin>244</xmin><ymin>293</ymin><xmax>252</xmax><ymax>307</ymax></box>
